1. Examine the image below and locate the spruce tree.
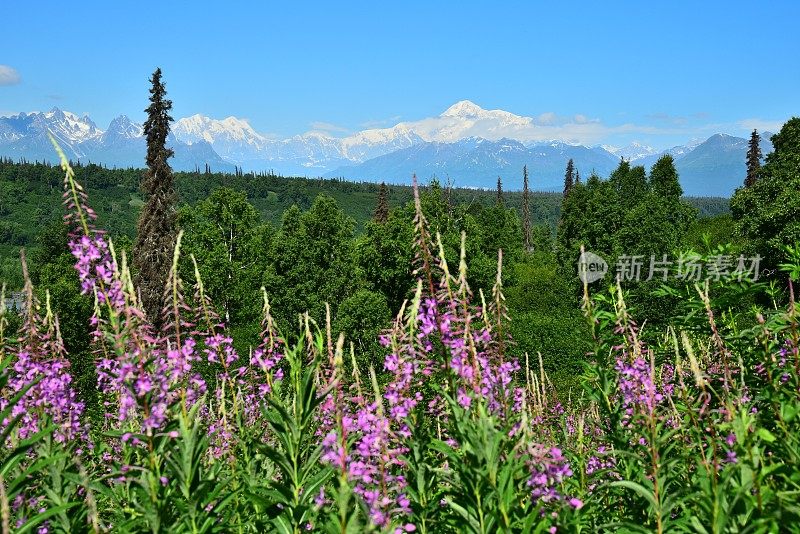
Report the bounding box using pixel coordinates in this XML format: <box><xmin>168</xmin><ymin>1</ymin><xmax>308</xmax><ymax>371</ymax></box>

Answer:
<box><xmin>563</xmin><ymin>159</ymin><xmax>575</xmax><ymax>196</ymax></box>
<box><xmin>522</xmin><ymin>165</ymin><xmax>531</xmax><ymax>251</ymax></box>
<box><xmin>374</xmin><ymin>182</ymin><xmax>390</xmax><ymax>223</ymax></box>
<box><xmin>496</xmin><ymin>176</ymin><xmax>504</xmax><ymax>206</ymax></box>
<box><xmin>575</xmin><ymin>169</ymin><xmax>581</xmax><ymax>184</ymax></box>
<box><xmin>132</xmin><ymin>68</ymin><xmax>177</xmax><ymax>331</ymax></box>
<box><xmin>745</xmin><ymin>129</ymin><xmax>762</xmax><ymax>188</ymax></box>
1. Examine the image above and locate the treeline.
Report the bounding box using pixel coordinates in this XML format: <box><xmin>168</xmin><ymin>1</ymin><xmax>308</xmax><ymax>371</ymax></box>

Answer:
<box><xmin>6</xmin><ymin>116</ymin><xmax>798</xmax><ymax>419</ymax></box>
<box><xmin>0</xmin><ymin>157</ymin><xmax>730</xmax><ymax>284</ymax></box>
<box><xmin>21</xmin><ymin>164</ymin><xmax>743</xmax><ymax>410</ymax></box>
<box><xmin>3</xmin><ymin>117</ymin><xmax>775</xmax><ymax>403</ymax></box>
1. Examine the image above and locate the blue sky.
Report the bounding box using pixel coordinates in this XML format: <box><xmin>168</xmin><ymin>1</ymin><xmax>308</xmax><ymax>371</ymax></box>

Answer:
<box><xmin>2</xmin><ymin>0</ymin><xmax>798</xmax><ymax>148</ymax></box>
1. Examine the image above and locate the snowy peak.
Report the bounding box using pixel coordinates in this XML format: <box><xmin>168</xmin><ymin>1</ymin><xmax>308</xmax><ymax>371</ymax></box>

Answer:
<box><xmin>104</xmin><ymin>115</ymin><xmax>143</xmax><ymax>141</ymax></box>
<box><xmin>602</xmin><ymin>141</ymin><xmax>660</xmax><ymax>162</ymax></box>
<box><xmin>440</xmin><ymin>100</ymin><xmax>531</xmax><ymax>127</ymax></box>
<box><xmin>0</xmin><ymin>108</ymin><xmax>105</xmax><ymax>161</ymax></box>
<box><xmin>173</xmin><ymin>114</ymin><xmax>267</xmax><ymax>145</ymax></box>
<box><xmin>0</xmin><ymin>102</ymin><xmax>784</xmax><ymax>197</ymax></box>
<box><xmin>441</xmin><ymin>100</ymin><xmax>487</xmax><ymax>118</ymax></box>
<box><xmin>37</xmin><ymin>107</ymin><xmax>104</xmax><ymax>143</ymax></box>
<box><xmin>172</xmin><ymin>114</ymin><xmax>273</xmax><ymax>163</ymax></box>
<box><xmin>164</xmin><ymin>100</ymin><xmax>551</xmax><ymax>168</ymax></box>
<box><xmin>0</xmin><ymin>108</ymin><xmax>235</xmax><ymax>172</ymax></box>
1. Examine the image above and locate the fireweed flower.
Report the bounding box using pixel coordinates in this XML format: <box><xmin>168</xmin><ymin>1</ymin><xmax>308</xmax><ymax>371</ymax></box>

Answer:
<box><xmin>69</xmin><ymin>234</ymin><xmax>125</xmax><ymax>311</ymax></box>
<box><xmin>1</xmin><ymin>287</ymin><xmax>89</xmax><ymax>446</ymax></box>
<box><xmin>318</xmin><ymin>305</ymin><xmax>431</xmax><ymax>529</ymax></box>
<box><xmin>349</xmin><ymin>403</ymin><xmax>410</xmax><ymax>526</ymax></box>
<box><xmin>66</xmin><ymin>210</ymin><xmax>186</xmax><ymax>437</ymax></box>
<box><xmin>419</xmin><ymin>295</ymin><xmax>524</xmax><ymax>417</ymax></box>
<box><xmin>204</xmin><ymin>333</ymin><xmax>238</xmax><ymax>368</ymax></box>
<box><xmin>320</xmin><ymin>399</ymin><xmax>411</xmax><ymax>528</ymax></box>
<box><xmin>231</xmin><ymin>325</ymin><xmax>286</xmax><ymax>441</ymax></box>
<box><xmin>203</xmin><ymin>317</ymin><xmax>286</xmax><ymax>456</ymax></box>
<box><xmin>527</xmin><ymin>444</ymin><xmax>579</xmax><ymax>509</ymax></box>
<box><xmin>321</xmin><ymin>290</ymin><xmax>525</xmax><ymax>529</ymax></box>
<box><xmin>1</xmin><ymin>350</ymin><xmax>87</xmax><ymax>444</ymax></box>
<box><xmin>96</xmin><ymin>336</ymin><xmax>206</xmax><ymax>437</ymax></box>
<box><xmin>615</xmin><ymin>355</ymin><xmax>663</xmax><ymax>426</ymax></box>
<box><xmin>586</xmin><ymin>445</ymin><xmax>617</xmax><ymax>476</ymax></box>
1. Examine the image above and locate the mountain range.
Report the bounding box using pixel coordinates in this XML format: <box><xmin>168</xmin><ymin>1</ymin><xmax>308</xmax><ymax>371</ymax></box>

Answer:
<box><xmin>0</xmin><ymin>109</ymin><xmax>234</xmax><ymax>172</ymax></box>
<box><xmin>0</xmin><ymin>101</ymin><xmax>776</xmax><ymax>196</ymax></box>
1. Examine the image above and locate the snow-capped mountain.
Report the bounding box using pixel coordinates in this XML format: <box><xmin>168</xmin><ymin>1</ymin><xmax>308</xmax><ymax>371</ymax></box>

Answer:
<box><xmin>173</xmin><ymin>114</ymin><xmax>270</xmax><ymax>162</ymax></box>
<box><xmin>327</xmin><ymin>138</ymin><xmax>622</xmax><ymax>190</ymax></box>
<box><xmin>0</xmin><ymin>108</ymin><xmax>103</xmax><ymax>159</ymax></box>
<box><xmin>0</xmin><ymin>102</ymin><xmax>782</xmax><ymax>196</ymax></box>
<box><xmin>169</xmin><ymin>100</ymin><xmax>547</xmax><ymax>170</ymax></box>
<box><xmin>0</xmin><ymin>108</ymin><xmax>233</xmax><ymax>171</ymax></box>
<box><xmin>602</xmin><ymin>142</ymin><xmax>660</xmax><ymax>162</ymax></box>
<box><xmin>371</xmin><ymin>100</ymin><xmax>535</xmax><ymax>144</ymax></box>
<box><xmin>101</xmin><ymin>115</ymin><xmax>144</xmax><ymax>145</ymax></box>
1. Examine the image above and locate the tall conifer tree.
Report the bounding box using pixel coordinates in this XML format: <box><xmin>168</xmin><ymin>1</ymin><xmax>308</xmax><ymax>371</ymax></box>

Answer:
<box><xmin>563</xmin><ymin>159</ymin><xmax>575</xmax><ymax>196</ymax></box>
<box><xmin>745</xmin><ymin>129</ymin><xmax>762</xmax><ymax>188</ymax></box>
<box><xmin>133</xmin><ymin>68</ymin><xmax>177</xmax><ymax>330</ymax></box>
<box><xmin>374</xmin><ymin>182</ymin><xmax>390</xmax><ymax>223</ymax></box>
<box><xmin>522</xmin><ymin>165</ymin><xmax>531</xmax><ymax>251</ymax></box>
<box><xmin>496</xmin><ymin>176</ymin><xmax>504</xmax><ymax>206</ymax></box>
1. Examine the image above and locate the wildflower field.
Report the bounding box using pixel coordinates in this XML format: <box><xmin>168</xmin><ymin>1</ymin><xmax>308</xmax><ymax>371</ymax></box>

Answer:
<box><xmin>1</xmin><ymin>144</ymin><xmax>799</xmax><ymax>534</ymax></box>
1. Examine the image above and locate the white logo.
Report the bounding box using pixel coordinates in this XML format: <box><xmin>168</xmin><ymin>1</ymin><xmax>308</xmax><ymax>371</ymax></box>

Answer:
<box><xmin>578</xmin><ymin>251</ymin><xmax>608</xmax><ymax>284</ymax></box>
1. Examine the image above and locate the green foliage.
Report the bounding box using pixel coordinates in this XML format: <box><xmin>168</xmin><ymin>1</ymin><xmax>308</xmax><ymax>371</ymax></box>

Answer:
<box><xmin>649</xmin><ymin>154</ymin><xmax>683</xmax><ymax>199</ymax></box>
<box><xmin>356</xmin><ymin>214</ymin><xmax>415</xmax><ymax>313</ymax></box>
<box><xmin>556</xmin><ymin>157</ymin><xmax>697</xmax><ymax>332</ymax></box>
<box><xmin>95</xmin><ymin>403</ymin><xmax>239</xmax><ymax>532</ymax></box>
<box><xmin>609</xmin><ymin>161</ymin><xmax>647</xmax><ymax>211</ymax></box>
<box><xmin>256</xmin><ymin>335</ymin><xmax>333</xmax><ymax>534</ymax></box>
<box><xmin>179</xmin><ymin>187</ymin><xmax>273</xmax><ymax>346</ymax></box>
<box><xmin>506</xmin><ymin>252</ymin><xmax>591</xmax><ymax>395</ymax></box>
<box><xmin>563</xmin><ymin>158</ymin><xmax>575</xmax><ymax>196</ymax></box>
<box><xmin>684</xmin><ymin>214</ymin><xmax>742</xmax><ymax>253</ymax></box>
<box><xmin>334</xmin><ymin>289</ymin><xmax>391</xmax><ymax>371</ymax></box>
<box><xmin>432</xmin><ymin>401</ymin><xmax>537</xmax><ymax>533</ymax></box>
<box><xmin>731</xmin><ymin>117</ymin><xmax>800</xmax><ymax>269</ymax></box>
<box><xmin>0</xmin><ymin>157</ymin><xmax>730</xmax><ymax>294</ymax></box>
<box><xmin>374</xmin><ymin>182</ymin><xmax>390</xmax><ymax>223</ymax></box>
<box><xmin>264</xmin><ymin>195</ymin><xmax>360</xmax><ymax>331</ymax></box>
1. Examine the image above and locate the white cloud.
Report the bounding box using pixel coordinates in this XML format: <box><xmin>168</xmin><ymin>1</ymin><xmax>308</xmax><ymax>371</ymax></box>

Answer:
<box><xmin>536</xmin><ymin>112</ymin><xmax>557</xmax><ymax>125</ymax></box>
<box><xmin>737</xmin><ymin>118</ymin><xmax>785</xmax><ymax>133</ymax></box>
<box><xmin>0</xmin><ymin>65</ymin><xmax>20</xmax><ymax>86</ymax></box>
<box><xmin>573</xmin><ymin>114</ymin><xmax>597</xmax><ymax>124</ymax></box>
<box><xmin>360</xmin><ymin>115</ymin><xmax>402</xmax><ymax>129</ymax></box>
<box><xmin>310</xmin><ymin>121</ymin><xmax>349</xmax><ymax>133</ymax></box>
